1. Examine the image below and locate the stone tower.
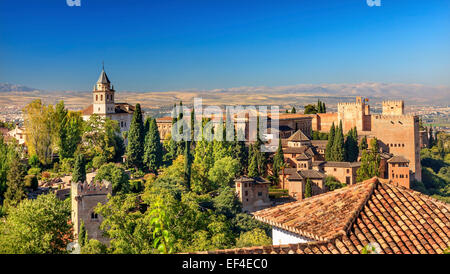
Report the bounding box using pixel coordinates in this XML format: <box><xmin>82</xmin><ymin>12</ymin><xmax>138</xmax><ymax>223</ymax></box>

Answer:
<box><xmin>93</xmin><ymin>65</ymin><xmax>116</xmax><ymax>115</ymax></box>
<box><xmin>382</xmin><ymin>100</ymin><xmax>404</xmax><ymax>116</ymax></box>
<box><xmin>71</xmin><ymin>180</ymin><xmax>111</xmax><ymax>245</ymax></box>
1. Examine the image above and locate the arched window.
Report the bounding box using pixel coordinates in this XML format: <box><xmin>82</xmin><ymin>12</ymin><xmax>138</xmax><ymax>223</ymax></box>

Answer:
<box><xmin>96</xmin><ymin>95</ymin><xmax>98</xmax><ymax>101</ymax></box>
<box><xmin>100</xmin><ymin>95</ymin><xmax>103</xmax><ymax>101</ymax></box>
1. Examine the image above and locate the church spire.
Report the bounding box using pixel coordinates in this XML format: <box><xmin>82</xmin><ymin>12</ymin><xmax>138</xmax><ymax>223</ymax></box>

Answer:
<box><xmin>97</xmin><ymin>63</ymin><xmax>110</xmax><ymax>84</ymax></box>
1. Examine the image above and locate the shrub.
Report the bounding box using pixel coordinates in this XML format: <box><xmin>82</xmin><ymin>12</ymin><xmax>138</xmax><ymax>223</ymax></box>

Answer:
<box><xmin>92</xmin><ymin>155</ymin><xmax>107</xmax><ymax>170</ymax></box>
<box><xmin>28</xmin><ymin>167</ymin><xmax>41</xmax><ymax>177</ymax></box>
<box><xmin>129</xmin><ymin>179</ymin><xmax>144</xmax><ymax>193</ymax></box>
<box><xmin>28</xmin><ymin>154</ymin><xmax>40</xmax><ymax>168</ymax></box>
<box><xmin>24</xmin><ymin>175</ymin><xmax>39</xmax><ymax>190</ymax></box>
<box><xmin>60</xmin><ymin>158</ymin><xmax>75</xmax><ymax>174</ymax></box>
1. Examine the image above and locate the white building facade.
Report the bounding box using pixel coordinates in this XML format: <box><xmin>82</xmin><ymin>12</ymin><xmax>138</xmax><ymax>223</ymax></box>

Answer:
<box><xmin>81</xmin><ymin>67</ymin><xmax>134</xmax><ymax>133</ymax></box>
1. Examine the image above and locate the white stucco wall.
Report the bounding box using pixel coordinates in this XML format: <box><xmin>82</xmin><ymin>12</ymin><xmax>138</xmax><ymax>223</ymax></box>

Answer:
<box><xmin>272</xmin><ymin>227</ymin><xmax>313</xmax><ymax>245</ymax></box>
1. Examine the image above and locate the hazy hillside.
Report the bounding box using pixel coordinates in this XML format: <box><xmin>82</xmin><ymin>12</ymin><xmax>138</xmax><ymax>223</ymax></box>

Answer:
<box><xmin>0</xmin><ymin>83</ymin><xmax>40</xmax><ymax>92</ymax></box>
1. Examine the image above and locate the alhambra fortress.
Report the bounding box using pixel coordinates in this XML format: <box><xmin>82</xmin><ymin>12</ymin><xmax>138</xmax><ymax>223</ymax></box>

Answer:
<box><xmin>7</xmin><ymin>68</ymin><xmax>445</xmax><ymax>254</ymax></box>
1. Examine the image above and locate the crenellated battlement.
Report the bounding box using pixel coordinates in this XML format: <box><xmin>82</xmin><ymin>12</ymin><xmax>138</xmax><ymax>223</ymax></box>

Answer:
<box><xmin>73</xmin><ymin>180</ymin><xmax>112</xmax><ymax>196</ymax></box>
<box><xmin>382</xmin><ymin>100</ymin><xmax>403</xmax><ymax>105</ymax></box>
<box><xmin>382</xmin><ymin>100</ymin><xmax>404</xmax><ymax>115</ymax></box>
<box><xmin>337</xmin><ymin>102</ymin><xmax>363</xmax><ymax>107</ymax></box>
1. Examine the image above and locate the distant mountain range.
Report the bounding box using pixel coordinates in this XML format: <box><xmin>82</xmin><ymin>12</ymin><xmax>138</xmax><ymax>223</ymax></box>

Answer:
<box><xmin>203</xmin><ymin>82</ymin><xmax>450</xmax><ymax>104</ymax></box>
<box><xmin>0</xmin><ymin>82</ymin><xmax>448</xmax><ymax>105</ymax></box>
<box><xmin>0</xmin><ymin>83</ymin><xmax>40</xmax><ymax>92</ymax></box>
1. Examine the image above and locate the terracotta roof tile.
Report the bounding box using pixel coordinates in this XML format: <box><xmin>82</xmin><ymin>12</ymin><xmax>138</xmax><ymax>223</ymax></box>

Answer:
<box><xmin>197</xmin><ymin>177</ymin><xmax>450</xmax><ymax>254</ymax></box>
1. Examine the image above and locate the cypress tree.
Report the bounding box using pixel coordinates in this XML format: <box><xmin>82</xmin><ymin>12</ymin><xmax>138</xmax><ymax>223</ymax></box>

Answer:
<box><xmin>177</xmin><ymin>101</ymin><xmax>185</xmax><ymax>156</ymax></box>
<box><xmin>273</xmin><ymin>138</ymin><xmax>284</xmax><ymax>179</ymax></box>
<box><xmin>428</xmin><ymin>127</ymin><xmax>434</xmax><ymax>147</ymax></box>
<box><xmin>234</xmin><ymin>128</ymin><xmax>248</xmax><ymax>175</ymax></box>
<box><xmin>184</xmin><ymin>140</ymin><xmax>192</xmax><ymax>191</ymax></box>
<box><xmin>4</xmin><ymin>156</ymin><xmax>26</xmax><ymax>208</ymax></box>
<box><xmin>325</xmin><ymin>122</ymin><xmax>335</xmax><ymax>161</ymax></box>
<box><xmin>72</xmin><ymin>154</ymin><xmax>86</xmax><ymax>184</ymax></box>
<box><xmin>291</xmin><ymin>106</ymin><xmax>296</xmax><ymax>113</ymax></box>
<box><xmin>304</xmin><ymin>179</ymin><xmax>313</xmax><ymax>198</ymax></box>
<box><xmin>144</xmin><ymin>117</ymin><xmax>151</xmax><ymax>136</ymax></box>
<box><xmin>248</xmin><ymin>145</ymin><xmax>259</xmax><ymax>178</ymax></box>
<box><xmin>344</xmin><ymin>127</ymin><xmax>359</xmax><ymax>162</ymax></box>
<box><xmin>359</xmin><ymin>136</ymin><xmax>368</xmax><ymax>151</ymax></box>
<box><xmin>322</xmin><ymin>102</ymin><xmax>326</xmax><ymax>113</ymax></box>
<box><xmin>143</xmin><ymin>118</ymin><xmax>163</xmax><ymax>174</ymax></box>
<box><xmin>78</xmin><ymin>221</ymin><xmax>87</xmax><ymax>246</ymax></box>
<box><xmin>332</xmin><ymin>120</ymin><xmax>345</xmax><ymax>162</ymax></box>
<box><xmin>126</xmin><ymin>103</ymin><xmax>145</xmax><ymax>169</ymax></box>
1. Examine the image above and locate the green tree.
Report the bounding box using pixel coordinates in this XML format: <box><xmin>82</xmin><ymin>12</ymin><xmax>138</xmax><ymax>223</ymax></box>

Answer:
<box><xmin>291</xmin><ymin>106</ymin><xmax>296</xmax><ymax>113</ymax></box>
<box><xmin>208</xmin><ymin>157</ymin><xmax>239</xmax><ymax>189</ymax></box>
<box><xmin>359</xmin><ymin>136</ymin><xmax>368</xmax><ymax>151</ymax></box>
<box><xmin>72</xmin><ymin>154</ymin><xmax>86</xmax><ymax>184</ymax></box>
<box><xmin>4</xmin><ymin>156</ymin><xmax>26</xmax><ymax>209</ymax></box>
<box><xmin>78</xmin><ymin>221</ymin><xmax>87</xmax><ymax>247</ymax></box>
<box><xmin>304</xmin><ymin>178</ymin><xmax>313</xmax><ymax>198</ymax></box>
<box><xmin>332</xmin><ymin>121</ymin><xmax>345</xmax><ymax>162</ymax></box>
<box><xmin>143</xmin><ymin>118</ymin><xmax>163</xmax><ymax>173</ymax></box>
<box><xmin>234</xmin><ymin>129</ymin><xmax>248</xmax><ymax>175</ymax></box>
<box><xmin>0</xmin><ymin>193</ymin><xmax>72</xmax><ymax>254</ymax></box>
<box><xmin>235</xmin><ymin>228</ymin><xmax>272</xmax><ymax>248</ymax></box>
<box><xmin>345</xmin><ymin>127</ymin><xmax>359</xmax><ymax>162</ymax></box>
<box><xmin>184</xmin><ymin>141</ymin><xmax>192</xmax><ymax>190</ymax></box>
<box><xmin>81</xmin><ymin>239</ymin><xmax>107</xmax><ymax>254</ymax></box>
<box><xmin>248</xmin><ymin>145</ymin><xmax>259</xmax><ymax>178</ymax></box>
<box><xmin>95</xmin><ymin>163</ymin><xmax>130</xmax><ymax>194</ymax></box>
<box><xmin>126</xmin><ymin>103</ymin><xmax>145</xmax><ymax>170</ymax></box>
<box><xmin>325</xmin><ymin>176</ymin><xmax>346</xmax><ymax>191</ymax></box>
<box><xmin>325</xmin><ymin>122</ymin><xmax>335</xmax><ymax>161</ymax></box>
<box><xmin>357</xmin><ymin>138</ymin><xmax>381</xmax><ymax>182</ymax></box>
<box><xmin>304</xmin><ymin>104</ymin><xmax>318</xmax><ymax>114</ymax></box>
<box><xmin>79</xmin><ymin>114</ymin><xmax>123</xmax><ymax>163</ymax></box>
<box><xmin>59</xmin><ymin>111</ymin><xmax>84</xmax><ymax>159</ymax></box>
<box><xmin>272</xmin><ymin>138</ymin><xmax>284</xmax><ymax>183</ymax></box>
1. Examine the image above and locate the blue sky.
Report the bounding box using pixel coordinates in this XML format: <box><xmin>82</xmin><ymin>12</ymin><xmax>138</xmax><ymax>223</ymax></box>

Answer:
<box><xmin>0</xmin><ymin>0</ymin><xmax>449</xmax><ymax>91</ymax></box>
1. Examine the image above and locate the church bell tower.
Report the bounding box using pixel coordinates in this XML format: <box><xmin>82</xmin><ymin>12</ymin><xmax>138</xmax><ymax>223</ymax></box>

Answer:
<box><xmin>93</xmin><ymin>65</ymin><xmax>115</xmax><ymax>115</ymax></box>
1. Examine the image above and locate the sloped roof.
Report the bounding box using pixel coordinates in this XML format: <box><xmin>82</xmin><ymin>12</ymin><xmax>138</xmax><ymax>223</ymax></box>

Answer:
<box><xmin>97</xmin><ymin>69</ymin><xmax>110</xmax><ymax>84</ymax></box>
<box><xmin>388</xmin><ymin>155</ymin><xmax>410</xmax><ymax>163</ymax></box>
<box><xmin>235</xmin><ymin>176</ymin><xmax>270</xmax><ymax>184</ymax></box>
<box><xmin>81</xmin><ymin>103</ymin><xmax>134</xmax><ymax>116</ymax></box>
<box><xmin>299</xmin><ymin>169</ymin><xmax>326</xmax><ymax>179</ymax></box>
<box><xmin>287</xmin><ymin>130</ymin><xmax>310</xmax><ymax>142</ymax></box>
<box><xmin>296</xmin><ymin>153</ymin><xmax>311</xmax><ymax>161</ymax></box>
<box><xmin>197</xmin><ymin>177</ymin><xmax>450</xmax><ymax>254</ymax></box>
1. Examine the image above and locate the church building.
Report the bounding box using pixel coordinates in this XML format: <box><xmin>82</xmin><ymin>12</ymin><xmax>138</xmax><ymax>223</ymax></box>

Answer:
<box><xmin>81</xmin><ymin>67</ymin><xmax>135</xmax><ymax>132</ymax></box>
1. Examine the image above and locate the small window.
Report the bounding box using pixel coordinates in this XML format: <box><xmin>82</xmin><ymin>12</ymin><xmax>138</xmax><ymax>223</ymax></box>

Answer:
<box><xmin>258</xmin><ymin>192</ymin><xmax>262</xmax><ymax>197</ymax></box>
<box><xmin>245</xmin><ymin>191</ymin><xmax>248</xmax><ymax>196</ymax></box>
<box><xmin>100</xmin><ymin>95</ymin><xmax>103</xmax><ymax>101</ymax></box>
<box><xmin>91</xmin><ymin>212</ymin><xmax>98</xmax><ymax>220</ymax></box>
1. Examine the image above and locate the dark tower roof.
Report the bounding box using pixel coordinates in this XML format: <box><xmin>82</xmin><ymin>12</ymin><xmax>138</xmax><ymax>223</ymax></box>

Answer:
<box><xmin>97</xmin><ymin>68</ymin><xmax>111</xmax><ymax>84</ymax></box>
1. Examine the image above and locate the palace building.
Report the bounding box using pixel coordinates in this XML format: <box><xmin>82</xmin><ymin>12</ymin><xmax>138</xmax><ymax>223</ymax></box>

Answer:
<box><xmin>81</xmin><ymin>67</ymin><xmax>135</xmax><ymax>132</ymax></box>
<box><xmin>310</xmin><ymin>97</ymin><xmax>421</xmax><ymax>182</ymax></box>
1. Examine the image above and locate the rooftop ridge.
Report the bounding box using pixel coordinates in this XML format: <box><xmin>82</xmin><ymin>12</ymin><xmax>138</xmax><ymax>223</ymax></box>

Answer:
<box><xmin>340</xmin><ymin>177</ymin><xmax>379</xmax><ymax>235</ymax></box>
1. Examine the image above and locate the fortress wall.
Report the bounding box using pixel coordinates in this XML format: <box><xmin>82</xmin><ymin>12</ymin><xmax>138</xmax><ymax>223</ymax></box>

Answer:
<box><xmin>370</xmin><ymin>115</ymin><xmax>421</xmax><ymax>181</ymax></box>
<box><xmin>312</xmin><ymin>113</ymin><xmax>338</xmax><ymax>132</ymax></box>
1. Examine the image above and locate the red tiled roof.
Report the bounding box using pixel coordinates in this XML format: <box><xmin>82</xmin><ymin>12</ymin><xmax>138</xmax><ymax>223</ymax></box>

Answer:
<box><xmin>81</xmin><ymin>104</ymin><xmax>93</xmax><ymax>116</ymax></box>
<box><xmin>81</xmin><ymin>103</ymin><xmax>134</xmax><ymax>116</ymax></box>
<box><xmin>196</xmin><ymin>177</ymin><xmax>450</xmax><ymax>254</ymax></box>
